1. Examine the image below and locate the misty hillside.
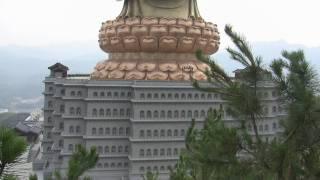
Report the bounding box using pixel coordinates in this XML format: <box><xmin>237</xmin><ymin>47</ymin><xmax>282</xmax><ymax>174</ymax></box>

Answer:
<box><xmin>0</xmin><ymin>40</ymin><xmax>319</xmax><ymax>112</ymax></box>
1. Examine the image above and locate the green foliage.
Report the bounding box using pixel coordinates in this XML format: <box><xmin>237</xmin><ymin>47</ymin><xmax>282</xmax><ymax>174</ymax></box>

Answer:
<box><xmin>142</xmin><ymin>171</ymin><xmax>159</xmax><ymax>180</ymax></box>
<box><xmin>171</xmin><ymin>24</ymin><xmax>320</xmax><ymax>180</ymax></box>
<box><xmin>2</xmin><ymin>175</ymin><xmax>18</xmax><ymax>180</ymax></box>
<box><xmin>0</xmin><ymin>127</ymin><xmax>27</xmax><ymax>177</ymax></box>
<box><xmin>52</xmin><ymin>145</ymin><xmax>98</xmax><ymax>180</ymax></box>
<box><xmin>29</xmin><ymin>174</ymin><xmax>38</xmax><ymax>180</ymax></box>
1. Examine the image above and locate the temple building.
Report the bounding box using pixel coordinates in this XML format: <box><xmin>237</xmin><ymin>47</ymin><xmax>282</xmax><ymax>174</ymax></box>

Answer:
<box><xmin>36</xmin><ymin>1</ymin><xmax>284</xmax><ymax>179</ymax></box>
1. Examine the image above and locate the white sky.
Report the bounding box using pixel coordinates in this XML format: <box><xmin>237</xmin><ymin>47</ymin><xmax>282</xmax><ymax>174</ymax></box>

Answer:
<box><xmin>0</xmin><ymin>0</ymin><xmax>319</xmax><ymax>47</ymax></box>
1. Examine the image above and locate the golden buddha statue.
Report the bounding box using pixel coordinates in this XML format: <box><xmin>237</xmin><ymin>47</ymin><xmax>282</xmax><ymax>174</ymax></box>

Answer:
<box><xmin>91</xmin><ymin>0</ymin><xmax>220</xmax><ymax>81</ymax></box>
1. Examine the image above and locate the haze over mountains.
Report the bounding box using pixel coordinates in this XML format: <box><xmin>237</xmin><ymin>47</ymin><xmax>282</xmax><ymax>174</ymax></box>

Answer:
<box><xmin>0</xmin><ymin>41</ymin><xmax>319</xmax><ymax>112</ymax></box>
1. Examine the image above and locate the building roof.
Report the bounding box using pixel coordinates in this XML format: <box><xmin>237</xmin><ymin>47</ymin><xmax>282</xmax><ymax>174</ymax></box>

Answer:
<box><xmin>48</xmin><ymin>63</ymin><xmax>69</xmax><ymax>72</ymax></box>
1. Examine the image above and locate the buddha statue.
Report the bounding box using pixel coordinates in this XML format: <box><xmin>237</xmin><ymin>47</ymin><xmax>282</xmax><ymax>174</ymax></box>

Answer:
<box><xmin>91</xmin><ymin>0</ymin><xmax>220</xmax><ymax>81</ymax></box>
<box><xmin>118</xmin><ymin>0</ymin><xmax>201</xmax><ymax>19</ymax></box>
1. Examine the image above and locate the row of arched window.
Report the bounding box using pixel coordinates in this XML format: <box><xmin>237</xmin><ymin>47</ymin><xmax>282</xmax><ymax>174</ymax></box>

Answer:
<box><xmin>140</xmin><ymin>92</ymin><xmax>218</xmax><ymax>100</ymax></box>
<box><xmin>92</xmin><ymin>91</ymin><xmax>132</xmax><ymax>98</ymax></box>
<box><xmin>69</xmin><ymin>107</ymin><xmax>82</xmax><ymax>116</ymax></box>
<box><xmin>140</xmin><ymin>109</ymin><xmax>210</xmax><ymax>119</ymax></box>
<box><xmin>95</xmin><ymin>145</ymin><xmax>129</xmax><ymax>154</ymax></box>
<box><xmin>68</xmin><ymin>125</ymin><xmax>81</xmax><ymax>134</ymax></box>
<box><xmin>247</xmin><ymin>122</ymin><xmax>280</xmax><ymax>132</ymax></box>
<box><xmin>96</xmin><ymin>162</ymin><xmax>129</xmax><ymax>169</ymax></box>
<box><xmin>140</xmin><ymin>165</ymin><xmax>175</xmax><ymax>173</ymax></box>
<box><xmin>92</xmin><ymin>108</ymin><xmax>131</xmax><ymax>117</ymax></box>
<box><xmin>70</xmin><ymin>90</ymin><xmax>83</xmax><ymax>97</ymax></box>
<box><xmin>139</xmin><ymin>129</ymin><xmax>186</xmax><ymax>138</ymax></box>
<box><xmin>91</xmin><ymin>127</ymin><xmax>130</xmax><ymax>136</ymax></box>
<box><xmin>139</xmin><ymin>147</ymin><xmax>181</xmax><ymax>157</ymax></box>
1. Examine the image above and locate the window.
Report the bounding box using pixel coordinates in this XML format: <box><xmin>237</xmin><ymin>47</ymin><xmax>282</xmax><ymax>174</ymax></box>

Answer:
<box><xmin>188</xmin><ymin>93</ymin><xmax>192</xmax><ymax>99</ymax></box>
<box><xmin>113</xmin><ymin>109</ymin><xmax>118</xmax><ymax>116</ymax></box>
<box><xmin>153</xmin><ymin>149</ymin><xmax>158</xmax><ymax>156</ymax></box>
<box><xmin>98</xmin><ymin>146</ymin><xmax>103</xmax><ymax>154</ymax></box>
<box><xmin>160</xmin><ymin>129</ymin><xmax>165</xmax><ymax>137</ymax></box>
<box><xmin>69</xmin><ymin>107</ymin><xmax>75</xmax><ymax>115</ymax></box>
<box><xmin>160</xmin><ymin>148</ymin><xmax>165</xmax><ymax>156</ymax></box>
<box><xmin>147</xmin><ymin>111</ymin><xmax>152</xmax><ymax>118</ymax></box>
<box><xmin>59</xmin><ymin>140</ymin><xmax>63</xmax><ymax>147</ymax></box>
<box><xmin>167</xmin><ymin>111</ymin><xmax>172</xmax><ymax>118</ymax></box>
<box><xmin>111</xmin><ymin>146</ymin><xmax>116</xmax><ymax>153</ymax></box>
<box><xmin>47</xmin><ymin>132</ymin><xmax>52</xmax><ymax>139</ymax></box>
<box><xmin>106</xmin><ymin>109</ymin><xmax>111</xmax><ymax>116</ymax></box>
<box><xmin>181</xmin><ymin>93</ymin><xmax>186</xmax><ymax>99</ymax></box>
<box><xmin>77</xmin><ymin>91</ymin><xmax>82</xmax><ymax>97</ymax></box>
<box><xmin>272</xmin><ymin>106</ymin><xmax>277</xmax><ymax>113</ymax></box>
<box><xmin>111</xmin><ymin>163</ymin><xmax>115</xmax><ymax>168</ymax></box>
<box><xmin>200</xmin><ymin>110</ymin><xmax>206</xmax><ymax>118</ymax></box>
<box><xmin>259</xmin><ymin>125</ymin><xmax>263</xmax><ymax>132</ymax></box>
<box><xmin>76</xmin><ymin>126</ymin><xmax>80</xmax><ymax>133</ymax></box>
<box><xmin>140</xmin><ymin>130</ymin><xmax>145</xmax><ymax>137</ymax></box>
<box><xmin>107</xmin><ymin>92</ymin><xmax>112</xmax><ymax>97</ymax></box>
<box><xmin>264</xmin><ymin>92</ymin><xmax>269</xmax><ymax>98</ymax></box>
<box><xmin>273</xmin><ymin>122</ymin><xmax>277</xmax><ymax>130</ymax></box>
<box><xmin>69</xmin><ymin>126</ymin><xmax>74</xmax><ymax>133</ymax></box>
<box><xmin>112</xmin><ymin>127</ymin><xmax>117</xmax><ymax>136</ymax></box>
<box><xmin>174</xmin><ymin>129</ymin><xmax>178</xmax><ymax>137</ymax></box>
<box><xmin>154</xmin><ymin>111</ymin><xmax>159</xmax><ymax>118</ymax></box>
<box><xmin>93</xmin><ymin>92</ymin><xmax>98</xmax><ymax>97</ymax></box>
<box><xmin>194</xmin><ymin>110</ymin><xmax>199</xmax><ymax>118</ymax></box>
<box><xmin>118</xmin><ymin>162</ymin><xmax>122</xmax><ymax>168</ymax></box>
<box><xmin>118</xmin><ymin>146</ymin><xmax>123</xmax><ymax>153</ymax></box>
<box><xmin>114</xmin><ymin>92</ymin><xmax>119</xmax><ymax>98</ymax></box>
<box><xmin>126</xmin><ymin>109</ymin><xmax>131</xmax><ymax>117</ymax></box>
<box><xmin>125</xmin><ymin>146</ymin><xmax>129</xmax><ymax>152</ymax></box>
<box><xmin>160</xmin><ymin>111</ymin><xmax>165</xmax><ymax>118</ymax></box>
<box><xmin>167</xmin><ymin>148</ymin><xmax>172</xmax><ymax>156</ymax></box>
<box><xmin>68</xmin><ymin>144</ymin><xmax>74</xmax><ymax>151</ymax></box>
<box><xmin>201</xmin><ymin>93</ymin><xmax>205</xmax><ymax>99</ymax></box>
<box><xmin>174</xmin><ymin>148</ymin><xmax>178</xmax><ymax>155</ymax></box>
<box><xmin>140</xmin><ymin>111</ymin><xmax>145</xmax><ymax>118</ymax></box>
<box><xmin>181</xmin><ymin>110</ymin><xmax>186</xmax><ymax>118</ymax></box>
<box><xmin>104</xmin><ymin>163</ymin><xmax>109</xmax><ymax>168</ymax></box>
<box><xmin>265</xmin><ymin>124</ymin><xmax>269</xmax><ymax>132</ymax></box>
<box><xmin>140</xmin><ymin>149</ymin><xmax>145</xmax><ymax>156</ymax></box>
<box><xmin>208</xmin><ymin>93</ymin><xmax>212</xmax><ymax>99</ymax></box>
<box><xmin>194</xmin><ymin>94</ymin><xmax>199</xmax><ymax>99</ymax></box>
<box><xmin>153</xmin><ymin>166</ymin><xmax>158</xmax><ymax>171</ymax></box>
<box><xmin>48</xmin><ymin>87</ymin><xmax>53</xmax><ymax>92</ymax></box>
<box><xmin>181</xmin><ymin>129</ymin><xmax>185</xmax><ymax>136</ymax></box>
<box><xmin>147</xmin><ymin>149</ymin><xmax>151</xmax><ymax>156</ymax></box>
<box><xmin>105</xmin><ymin>146</ymin><xmax>109</xmax><ymax>153</ymax></box>
<box><xmin>168</xmin><ymin>93</ymin><xmax>172</xmax><ymax>99</ymax></box>
<box><xmin>60</xmin><ymin>105</ymin><xmax>65</xmax><ymax>113</ymax></box>
<box><xmin>124</xmin><ymin>162</ymin><xmax>128</xmax><ymax>167</ymax></box>
<box><xmin>126</xmin><ymin>127</ymin><xmax>130</xmax><ymax>136</ymax></box>
<box><xmin>167</xmin><ymin>129</ymin><xmax>172</xmax><ymax>137</ymax></box>
<box><xmin>161</xmin><ymin>93</ymin><xmax>166</xmax><ymax>99</ymax></box>
<box><xmin>187</xmin><ymin>110</ymin><xmax>192</xmax><ymax>118</ymax></box>
<box><xmin>154</xmin><ymin>130</ymin><xmax>159</xmax><ymax>137</ymax></box>
<box><xmin>140</xmin><ymin>93</ymin><xmax>145</xmax><ymax>99</ymax></box>
<box><xmin>60</xmin><ymin>89</ymin><xmax>65</xmax><ymax>96</ymax></box>
<box><xmin>100</xmin><ymin>92</ymin><xmax>105</xmax><ymax>97</ymax></box>
<box><xmin>140</xmin><ymin>167</ymin><xmax>145</xmax><ymax>172</ymax></box>
<box><xmin>248</xmin><ymin>124</ymin><xmax>252</xmax><ymax>131</ymax></box>
<box><xmin>97</xmin><ymin>163</ymin><xmax>102</xmax><ymax>168</ymax></box>
<box><xmin>76</xmin><ymin>107</ymin><xmax>81</xmax><ymax>115</ymax></box>
<box><xmin>127</xmin><ymin>92</ymin><xmax>132</xmax><ymax>97</ymax></box>
<box><xmin>160</xmin><ymin>166</ymin><xmax>165</xmax><ymax>171</ymax></box>
<box><xmin>92</xmin><ymin>109</ymin><xmax>97</xmax><ymax>117</ymax></box>
<box><xmin>71</xmin><ymin>91</ymin><xmax>75</xmax><ymax>96</ymax></box>
<box><xmin>119</xmin><ymin>127</ymin><xmax>124</xmax><ymax>136</ymax></box>
<box><xmin>147</xmin><ymin>130</ymin><xmax>152</xmax><ymax>137</ymax></box>
<box><xmin>120</xmin><ymin>109</ymin><xmax>125</xmax><ymax>117</ymax></box>
<box><xmin>175</xmin><ymin>93</ymin><xmax>179</xmax><ymax>99</ymax></box>
<box><xmin>105</xmin><ymin>128</ymin><xmax>110</xmax><ymax>135</ymax></box>
<box><xmin>147</xmin><ymin>93</ymin><xmax>152</xmax><ymax>99</ymax></box>
<box><xmin>264</xmin><ymin>107</ymin><xmax>269</xmax><ymax>115</ymax></box>
<box><xmin>121</xmin><ymin>92</ymin><xmax>125</xmax><ymax>97</ymax></box>
<box><xmin>48</xmin><ymin>117</ymin><xmax>52</xmax><ymax>123</ymax></box>
<box><xmin>174</xmin><ymin>110</ymin><xmax>179</xmax><ymax>118</ymax></box>
<box><xmin>99</xmin><ymin>108</ymin><xmax>105</xmax><ymax>116</ymax></box>
<box><xmin>99</xmin><ymin>128</ymin><xmax>104</xmax><ymax>135</ymax></box>
<box><xmin>59</xmin><ymin>122</ymin><xmax>64</xmax><ymax>130</ymax></box>
<box><xmin>92</xmin><ymin>128</ymin><xmax>97</xmax><ymax>135</ymax></box>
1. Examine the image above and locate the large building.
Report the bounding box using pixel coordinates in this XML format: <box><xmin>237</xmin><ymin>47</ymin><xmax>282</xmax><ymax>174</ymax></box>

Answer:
<box><xmin>37</xmin><ymin>1</ymin><xmax>284</xmax><ymax>180</ymax></box>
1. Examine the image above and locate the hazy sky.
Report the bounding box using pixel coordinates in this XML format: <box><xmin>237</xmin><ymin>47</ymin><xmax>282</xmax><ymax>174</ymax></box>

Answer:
<box><xmin>0</xmin><ymin>0</ymin><xmax>319</xmax><ymax>47</ymax></box>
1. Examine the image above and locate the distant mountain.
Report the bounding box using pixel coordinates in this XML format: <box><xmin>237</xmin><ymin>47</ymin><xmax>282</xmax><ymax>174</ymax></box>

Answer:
<box><xmin>0</xmin><ymin>40</ymin><xmax>319</xmax><ymax>111</ymax></box>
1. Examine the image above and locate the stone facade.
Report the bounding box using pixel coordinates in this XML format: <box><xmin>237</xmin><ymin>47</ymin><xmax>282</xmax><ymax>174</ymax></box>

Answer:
<box><xmin>40</xmin><ymin>69</ymin><xmax>285</xmax><ymax>180</ymax></box>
